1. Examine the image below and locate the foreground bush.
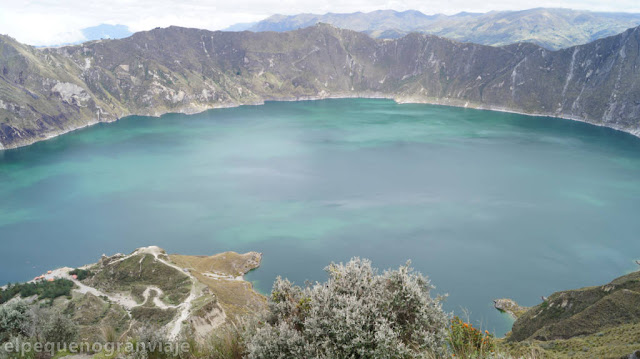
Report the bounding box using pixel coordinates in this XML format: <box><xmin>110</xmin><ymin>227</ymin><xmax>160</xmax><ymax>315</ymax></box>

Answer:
<box><xmin>245</xmin><ymin>258</ymin><xmax>449</xmax><ymax>358</ymax></box>
<box><xmin>0</xmin><ymin>304</ymin><xmax>78</xmax><ymax>359</ymax></box>
<box><xmin>0</xmin><ymin>300</ymin><xmax>30</xmax><ymax>343</ymax></box>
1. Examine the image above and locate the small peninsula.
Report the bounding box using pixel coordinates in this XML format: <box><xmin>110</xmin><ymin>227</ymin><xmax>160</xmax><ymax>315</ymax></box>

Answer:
<box><xmin>0</xmin><ymin>246</ymin><xmax>265</xmax><ymax>343</ymax></box>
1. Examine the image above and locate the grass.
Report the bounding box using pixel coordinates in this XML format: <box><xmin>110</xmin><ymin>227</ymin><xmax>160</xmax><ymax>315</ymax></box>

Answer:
<box><xmin>510</xmin><ymin>271</ymin><xmax>640</xmax><ymax>341</ymax></box>
<box><xmin>88</xmin><ymin>253</ymin><xmax>191</xmax><ymax>306</ymax></box>
<box><xmin>498</xmin><ymin>322</ymin><xmax>640</xmax><ymax>359</ymax></box>
<box><xmin>170</xmin><ymin>253</ymin><xmax>267</xmax><ymax>322</ymax></box>
<box><xmin>169</xmin><ymin>252</ymin><xmax>261</xmax><ymax>277</ymax></box>
<box><xmin>130</xmin><ymin>307</ymin><xmax>177</xmax><ymax>327</ymax></box>
<box><xmin>200</xmin><ymin>323</ymin><xmax>247</xmax><ymax>359</ymax></box>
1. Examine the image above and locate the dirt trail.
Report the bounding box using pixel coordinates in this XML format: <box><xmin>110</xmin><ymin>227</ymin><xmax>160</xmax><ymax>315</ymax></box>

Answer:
<box><xmin>108</xmin><ymin>246</ymin><xmax>200</xmax><ymax>338</ymax></box>
<box><xmin>38</xmin><ymin>247</ymin><xmax>201</xmax><ymax>338</ymax></box>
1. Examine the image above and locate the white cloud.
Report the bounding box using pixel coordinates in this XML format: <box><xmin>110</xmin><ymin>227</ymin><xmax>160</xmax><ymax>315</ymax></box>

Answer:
<box><xmin>1</xmin><ymin>0</ymin><xmax>640</xmax><ymax>46</ymax></box>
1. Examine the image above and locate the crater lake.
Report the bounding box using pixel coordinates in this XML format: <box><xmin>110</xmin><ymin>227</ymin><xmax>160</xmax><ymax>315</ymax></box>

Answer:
<box><xmin>2</xmin><ymin>98</ymin><xmax>640</xmax><ymax>335</ymax></box>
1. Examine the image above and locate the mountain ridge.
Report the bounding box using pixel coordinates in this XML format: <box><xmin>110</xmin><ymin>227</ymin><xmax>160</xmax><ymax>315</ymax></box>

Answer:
<box><xmin>244</xmin><ymin>8</ymin><xmax>640</xmax><ymax>50</ymax></box>
<box><xmin>0</xmin><ymin>23</ymin><xmax>639</xmax><ymax>150</ymax></box>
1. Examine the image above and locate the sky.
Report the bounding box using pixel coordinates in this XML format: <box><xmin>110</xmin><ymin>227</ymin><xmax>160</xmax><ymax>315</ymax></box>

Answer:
<box><xmin>1</xmin><ymin>0</ymin><xmax>640</xmax><ymax>46</ymax></box>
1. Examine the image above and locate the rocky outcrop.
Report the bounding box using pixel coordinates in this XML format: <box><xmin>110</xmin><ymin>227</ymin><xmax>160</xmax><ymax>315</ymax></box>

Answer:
<box><xmin>1</xmin><ymin>23</ymin><xmax>640</xmax><ymax>149</ymax></box>
<box><xmin>493</xmin><ymin>298</ymin><xmax>529</xmax><ymax>319</ymax></box>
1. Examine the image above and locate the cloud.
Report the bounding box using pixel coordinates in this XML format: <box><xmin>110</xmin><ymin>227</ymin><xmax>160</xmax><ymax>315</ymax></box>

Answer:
<box><xmin>2</xmin><ymin>0</ymin><xmax>640</xmax><ymax>46</ymax></box>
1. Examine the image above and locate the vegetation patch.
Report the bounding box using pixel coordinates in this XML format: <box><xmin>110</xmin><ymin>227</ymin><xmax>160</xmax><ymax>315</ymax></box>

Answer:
<box><xmin>0</xmin><ymin>279</ymin><xmax>74</xmax><ymax>304</ymax></box>
<box><xmin>449</xmin><ymin>316</ymin><xmax>496</xmax><ymax>357</ymax></box>
<box><xmin>245</xmin><ymin>258</ymin><xmax>449</xmax><ymax>358</ymax></box>
<box><xmin>169</xmin><ymin>252</ymin><xmax>261</xmax><ymax>278</ymax></box>
<box><xmin>88</xmin><ymin>253</ymin><xmax>191</xmax><ymax>305</ymax></box>
<box><xmin>130</xmin><ymin>307</ymin><xmax>177</xmax><ymax>327</ymax></box>
<box><xmin>499</xmin><ymin>322</ymin><xmax>640</xmax><ymax>359</ymax></box>
<box><xmin>509</xmin><ymin>271</ymin><xmax>640</xmax><ymax>341</ymax></box>
<box><xmin>69</xmin><ymin>268</ymin><xmax>93</xmax><ymax>281</ymax></box>
<box><xmin>170</xmin><ymin>252</ymin><xmax>266</xmax><ymax>322</ymax></box>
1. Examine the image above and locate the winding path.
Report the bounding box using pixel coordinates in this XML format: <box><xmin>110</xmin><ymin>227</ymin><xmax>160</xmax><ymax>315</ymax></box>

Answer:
<box><xmin>42</xmin><ymin>246</ymin><xmax>201</xmax><ymax>338</ymax></box>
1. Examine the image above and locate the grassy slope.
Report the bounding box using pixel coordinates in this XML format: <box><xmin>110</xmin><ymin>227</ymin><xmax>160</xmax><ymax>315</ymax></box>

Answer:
<box><xmin>170</xmin><ymin>252</ymin><xmax>266</xmax><ymax>321</ymax></box>
<box><xmin>497</xmin><ymin>270</ymin><xmax>640</xmax><ymax>358</ymax></box>
<box><xmin>88</xmin><ymin>253</ymin><xmax>192</xmax><ymax>305</ymax></box>
<box><xmin>500</xmin><ymin>323</ymin><xmax>640</xmax><ymax>358</ymax></box>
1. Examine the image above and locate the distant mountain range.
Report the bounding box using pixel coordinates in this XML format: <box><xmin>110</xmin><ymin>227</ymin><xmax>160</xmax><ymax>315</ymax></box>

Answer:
<box><xmin>40</xmin><ymin>24</ymin><xmax>133</xmax><ymax>47</ymax></box>
<box><xmin>1</xmin><ymin>23</ymin><xmax>639</xmax><ymax>149</ymax></box>
<box><xmin>81</xmin><ymin>24</ymin><xmax>132</xmax><ymax>42</ymax></box>
<box><xmin>235</xmin><ymin>8</ymin><xmax>640</xmax><ymax>50</ymax></box>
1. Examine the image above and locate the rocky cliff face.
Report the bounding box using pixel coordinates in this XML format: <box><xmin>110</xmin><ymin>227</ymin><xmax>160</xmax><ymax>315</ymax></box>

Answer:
<box><xmin>0</xmin><ymin>24</ymin><xmax>639</xmax><ymax>149</ymax></box>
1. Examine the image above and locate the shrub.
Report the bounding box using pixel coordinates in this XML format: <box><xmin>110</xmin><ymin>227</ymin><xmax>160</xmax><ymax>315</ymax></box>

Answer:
<box><xmin>17</xmin><ymin>306</ymin><xmax>78</xmax><ymax>347</ymax></box>
<box><xmin>42</xmin><ymin>311</ymin><xmax>78</xmax><ymax>345</ymax></box>
<box><xmin>0</xmin><ymin>335</ymin><xmax>39</xmax><ymax>359</ymax></box>
<box><xmin>245</xmin><ymin>258</ymin><xmax>450</xmax><ymax>358</ymax></box>
<box><xmin>0</xmin><ymin>300</ymin><xmax>30</xmax><ymax>343</ymax></box>
<box><xmin>448</xmin><ymin>316</ymin><xmax>495</xmax><ymax>358</ymax></box>
<box><xmin>126</xmin><ymin>326</ymin><xmax>187</xmax><ymax>359</ymax></box>
<box><xmin>69</xmin><ymin>269</ymin><xmax>93</xmax><ymax>281</ymax></box>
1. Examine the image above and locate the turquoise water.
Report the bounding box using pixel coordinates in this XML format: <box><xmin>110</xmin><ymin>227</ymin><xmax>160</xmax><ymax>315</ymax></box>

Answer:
<box><xmin>2</xmin><ymin>98</ymin><xmax>640</xmax><ymax>336</ymax></box>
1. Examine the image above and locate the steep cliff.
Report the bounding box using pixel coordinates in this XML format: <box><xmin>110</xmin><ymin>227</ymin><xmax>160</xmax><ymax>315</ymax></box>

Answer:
<box><xmin>0</xmin><ymin>24</ymin><xmax>639</xmax><ymax>149</ymax></box>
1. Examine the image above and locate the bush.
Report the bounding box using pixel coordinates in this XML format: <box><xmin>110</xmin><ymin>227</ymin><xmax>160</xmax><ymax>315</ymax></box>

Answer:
<box><xmin>126</xmin><ymin>326</ymin><xmax>186</xmax><ymax>359</ymax></box>
<box><xmin>42</xmin><ymin>311</ymin><xmax>78</xmax><ymax>345</ymax></box>
<box><xmin>0</xmin><ymin>300</ymin><xmax>30</xmax><ymax>343</ymax></box>
<box><xmin>245</xmin><ymin>258</ymin><xmax>450</xmax><ymax>358</ymax></box>
<box><xmin>448</xmin><ymin>316</ymin><xmax>495</xmax><ymax>358</ymax></box>
<box><xmin>0</xmin><ymin>336</ymin><xmax>39</xmax><ymax>359</ymax></box>
<box><xmin>69</xmin><ymin>269</ymin><xmax>93</xmax><ymax>281</ymax></box>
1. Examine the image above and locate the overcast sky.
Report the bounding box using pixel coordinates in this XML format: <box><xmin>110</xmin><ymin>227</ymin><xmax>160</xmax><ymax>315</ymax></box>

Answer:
<box><xmin>2</xmin><ymin>0</ymin><xmax>640</xmax><ymax>46</ymax></box>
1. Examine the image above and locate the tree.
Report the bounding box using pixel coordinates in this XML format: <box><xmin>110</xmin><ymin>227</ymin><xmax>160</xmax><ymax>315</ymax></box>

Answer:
<box><xmin>246</xmin><ymin>258</ymin><xmax>449</xmax><ymax>358</ymax></box>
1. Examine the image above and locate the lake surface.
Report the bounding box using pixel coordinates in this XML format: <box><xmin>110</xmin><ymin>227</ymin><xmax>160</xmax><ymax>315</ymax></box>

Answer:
<box><xmin>2</xmin><ymin>98</ymin><xmax>640</xmax><ymax>336</ymax></box>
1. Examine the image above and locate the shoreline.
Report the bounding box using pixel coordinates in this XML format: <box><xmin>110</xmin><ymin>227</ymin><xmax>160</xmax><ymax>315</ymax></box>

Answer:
<box><xmin>1</xmin><ymin>93</ymin><xmax>639</xmax><ymax>151</ymax></box>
